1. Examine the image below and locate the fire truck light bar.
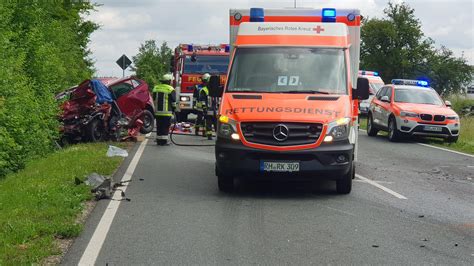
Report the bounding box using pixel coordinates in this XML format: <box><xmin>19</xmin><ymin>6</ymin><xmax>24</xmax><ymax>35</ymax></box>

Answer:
<box><xmin>392</xmin><ymin>79</ymin><xmax>430</xmax><ymax>87</ymax></box>
<box><xmin>322</xmin><ymin>8</ymin><xmax>337</xmax><ymax>22</ymax></box>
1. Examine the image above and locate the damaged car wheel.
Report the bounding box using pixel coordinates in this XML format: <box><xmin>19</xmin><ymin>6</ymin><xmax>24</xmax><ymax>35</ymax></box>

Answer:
<box><xmin>140</xmin><ymin>109</ymin><xmax>154</xmax><ymax>134</ymax></box>
<box><xmin>87</xmin><ymin>118</ymin><xmax>105</xmax><ymax>142</ymax></box>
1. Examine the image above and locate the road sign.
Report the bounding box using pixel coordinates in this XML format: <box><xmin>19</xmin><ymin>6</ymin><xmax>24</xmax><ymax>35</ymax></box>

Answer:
<box><xmin>116</xmin><ymin>54</ymin><xmax>132</xmax><ymax>77</ymax></box>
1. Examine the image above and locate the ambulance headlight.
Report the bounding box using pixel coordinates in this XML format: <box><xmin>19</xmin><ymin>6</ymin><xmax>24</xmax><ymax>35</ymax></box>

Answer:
<box><xmin>400</xmin><ymin>111</ymin><xmax>418</xmax><ymax>118</ymax></box>
<box><xmin>218</xmin><ymin>115</ymin><xmax>239</xmax><ymax>140</ymax></box>
<box><xmin>325</xmin><ymin>117</ymin><xmax>351</xmax><ymax>142</ymax></box>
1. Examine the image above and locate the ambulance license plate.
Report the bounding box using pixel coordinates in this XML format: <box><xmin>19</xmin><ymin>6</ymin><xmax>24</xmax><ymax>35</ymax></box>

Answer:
<box><xmin>260</xmin><ymin>161</ymin><xmax>300</xmax><ymax>172</ymax></box>
<box><xmin>424</xmin><ymin>126</ymin><xmax>442</xmax><ymax>132</ymax></box>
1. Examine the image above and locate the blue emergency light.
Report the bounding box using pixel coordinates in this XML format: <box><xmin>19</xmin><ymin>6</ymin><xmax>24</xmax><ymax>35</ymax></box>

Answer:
<box><xmin>417</xmin><ymin>80</ymin><xmax>429</xmax><ymax>87</ymax></box>
<box><xmin>250</xmin><ymin>8</ymin><xmax>264</xmax><ymax>22</ymax></box>
<box><xmin>392</xmin><ymin>79</ymin><xmax>430</xmax><ymax>87</ymax></box>
<box><xmin>322</xmin><ymin>8</ymin><xmax>336</xmax><ymax>22</ymax></box>
<box><xmin>225</xmin><ymin>45</ymin><xmax>230</xmax><ymax>53</ymax></box>
<box><xmin>187</xmin><ymin>44</ymin><xmax>193</xmax><ymax>52</ymax></box>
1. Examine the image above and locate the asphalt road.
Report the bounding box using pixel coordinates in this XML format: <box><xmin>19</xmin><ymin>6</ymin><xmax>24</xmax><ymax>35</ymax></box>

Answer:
<box><xmin>64</xmin><ymin>132</ymin><xmax>474</xmax><ymax>265</ymax></box>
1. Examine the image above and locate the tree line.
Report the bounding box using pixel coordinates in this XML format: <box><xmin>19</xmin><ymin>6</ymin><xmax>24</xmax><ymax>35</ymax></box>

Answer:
<box><xmin>134</xmin><ymin>2</ymin><xmax>472</xmax><ymax>95</ymax></box>
<box><xmin>361</xmin><ymin>2</ymin><xmax>472</xmax><ymax>94</ymax></box>
<box><xmin>0</xmin><ymin>1</ymin><xmax>98</xmax><ymax>176</ymax></box>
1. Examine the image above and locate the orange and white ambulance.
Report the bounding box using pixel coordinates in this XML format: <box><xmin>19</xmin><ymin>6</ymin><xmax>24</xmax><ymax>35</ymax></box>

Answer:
<box><xmin>215</xmin><ymin>8</ymin><xmax>369</xmax><ymax>193</ymax></box>
<box><xmin>358</xmin><ymin>70</ymin><xmax>384</xmax><ymax>115</ymax></box>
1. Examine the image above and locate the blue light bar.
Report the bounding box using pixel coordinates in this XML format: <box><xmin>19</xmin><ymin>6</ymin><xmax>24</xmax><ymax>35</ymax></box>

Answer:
<box><xmin>250</xmin><ymin>8</ymin><xmax>264</xmax><ymax>22</ymax></box>
<box><xmin>392</xmin><ymin>79</ymin><xmax>430</xmax><ymax>87</ymax></box>
<box><xmin>187</xmin><ymin>44</ymin><xmax>193</xmax><ymax>52</ymax></box>
<box><xmin>224</xmin><ymin>45</ymin><xmax>230</xmax><ymax>53</ymax></box>
<box><xmin>373</xmin><ymin>71</ymin><xmax>379</xmax><ymax>76</ymax></box>
<box><xmin>322</xmin><ymin>8</ymin><xmax>336</xmax><ymax>22</ymax></box>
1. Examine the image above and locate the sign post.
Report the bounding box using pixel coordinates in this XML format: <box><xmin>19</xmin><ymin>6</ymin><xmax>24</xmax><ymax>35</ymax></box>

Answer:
<box><xmin>116</xmin><ymin>54</ymin><xmax>132</xmax><ymax>77</ymax></box>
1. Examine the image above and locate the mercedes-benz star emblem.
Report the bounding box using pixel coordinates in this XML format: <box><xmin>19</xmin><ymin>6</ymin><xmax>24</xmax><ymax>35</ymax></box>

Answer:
<box><xmin>273</xmin><ymin>124</ymin><xmax>289</xmax><ymax>142</ymax></box>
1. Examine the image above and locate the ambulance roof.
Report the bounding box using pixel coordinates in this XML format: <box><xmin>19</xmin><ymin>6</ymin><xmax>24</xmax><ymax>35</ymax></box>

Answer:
<box><xmin>235</xmin><ymin>22</ymin><xmax>349</xmax><ymax>48</ymax></box>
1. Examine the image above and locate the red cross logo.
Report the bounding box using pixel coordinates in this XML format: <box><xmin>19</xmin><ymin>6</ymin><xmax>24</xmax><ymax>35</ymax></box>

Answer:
<box><xmin>313</xmin><ymin>26</ymin><xmax>325</xmax><ymax>34</ymax></box>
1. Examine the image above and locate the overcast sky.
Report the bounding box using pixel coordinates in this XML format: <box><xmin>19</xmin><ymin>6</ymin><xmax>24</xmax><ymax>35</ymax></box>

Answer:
<box><xmin>87</xmin><ymin>0</ymin><xmax>474</xmax><ymax>77</ymax></box>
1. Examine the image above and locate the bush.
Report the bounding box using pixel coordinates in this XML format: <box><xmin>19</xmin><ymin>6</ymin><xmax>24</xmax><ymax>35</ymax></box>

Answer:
<box><xmin>446</xmin><ymin>95</ymin><xmax>474</xmax><ymax>115</ymax></box>
<box><xmin>0</xmin><ymin>2</ymin><xmax>98</xmax><ymax>177</ymax></box>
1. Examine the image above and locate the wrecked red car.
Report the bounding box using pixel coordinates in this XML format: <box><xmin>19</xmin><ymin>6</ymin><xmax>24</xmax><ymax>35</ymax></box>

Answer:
<box><xmin>57</xmin><ymin>77</ymin><xmax>155</xmax><ymax>144</ymax></box>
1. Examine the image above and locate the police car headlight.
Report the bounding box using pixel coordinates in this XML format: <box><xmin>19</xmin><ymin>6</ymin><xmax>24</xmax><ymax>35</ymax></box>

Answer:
<box><xmin>180</xmin><ymin>96</ymin><xmax>190</xmax><ymax>102</ymax></box>
<box><xmin>217</xmin><ymin>115</ymin><xmax>239</xmax><ymax>140</ymax></box>
<box><xmin>325</xmin><ymin>117</ymin><xmax>351</xmax><ymax>142</ymax></box>
<box><xmin>400</xmin><ymin>111</ymin><xmax>419</xmax><ymax>118</ymax></box>
<box><xmin>447</xmin><ymin>115</ymin><xmax>459</xmax><ymax>121</ymax></box>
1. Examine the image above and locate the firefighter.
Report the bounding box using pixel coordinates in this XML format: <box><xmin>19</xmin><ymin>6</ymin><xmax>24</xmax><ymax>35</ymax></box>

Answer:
<box><xmin>153</xmin><ymin>73</ymin><xmax>176</xmax><ymax>145</ymax></box>
<box><xmin>194</xmin><ymin>73</ymin><xmax>210</xmax><ymax>137</ymax></box>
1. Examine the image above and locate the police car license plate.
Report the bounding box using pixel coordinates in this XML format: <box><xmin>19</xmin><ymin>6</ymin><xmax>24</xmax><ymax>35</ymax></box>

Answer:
<box><xmin>261</xmin><ymin>161</ymin><xmax>300</xmax><ymax>172</ymax></box>
<box><xmin>424</xmin><ymin>126</ymin><xmax>442</xmax><ymax>132</ymax></box>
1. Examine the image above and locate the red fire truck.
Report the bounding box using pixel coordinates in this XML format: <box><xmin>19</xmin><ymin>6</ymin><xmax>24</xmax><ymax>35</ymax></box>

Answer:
<box><xmin>171</xmin><ymin>44</ymin><xmax>230</xmax><ymax>121</ymax></box>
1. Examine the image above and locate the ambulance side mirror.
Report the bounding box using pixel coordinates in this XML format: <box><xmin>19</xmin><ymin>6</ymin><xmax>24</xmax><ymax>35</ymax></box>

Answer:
<box><xmin>353</xmin><ymin>77</ymin><xmax>370</xmax><ymax>100</ymax></box>
<box><xmin>445</xmin><ymin>100</ymin><xmax>452</xmax><ymax>108</ymax></box>
<box><xmin>208</xmin><ymin>75</ymin><xmax>223</xmax><ymax>97</ymax></box>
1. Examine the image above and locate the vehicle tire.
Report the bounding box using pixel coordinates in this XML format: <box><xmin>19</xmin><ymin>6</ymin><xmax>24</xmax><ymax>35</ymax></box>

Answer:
<box><xmin>140</xmin><ymin>109</ymin><xmax>154</xmax><ymax>134</ymax></box>
<box><xmin>86</xmin><ymin>118</ymin><xmax>105</xmax><ymax>142</ymax></box>
<box><xmin>367</xmin><ymin>113</ymin><xmax>379</xmax><ymax>137</ymax></box>
<box><xmin>388</xmin><ymin>116</ymin><xmax>402</xmax><ymax>142</ymax></box>
<box><xmin>216</xmin><ymin>166</ymin><xmax>234</xmax><ymax>193</ymax></box>
<box><xmin>336</xmin><ymin>163</ymin><xmax>353</xmax><ymax>194</ymax></box>
<box><xmin>447</xmin><ymin>136</ymin><xmax>458</xmax><ymax>143</ymax></box>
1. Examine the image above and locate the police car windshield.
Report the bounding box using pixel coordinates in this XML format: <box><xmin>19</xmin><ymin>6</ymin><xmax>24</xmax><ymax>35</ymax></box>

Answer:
<box><xmin>183</xmin><ymin>55</ymin><xmax>229</xmax><ymax>74</ymax></box>
<box><xmin>394</xmin><ymin>89</ymin><xmax>443</xmax><ymax>105</ymax></box>
<box><xmin>227</xmin><ymin>47</ymin><xmax>347</xmax><ymax>94</ymax></box>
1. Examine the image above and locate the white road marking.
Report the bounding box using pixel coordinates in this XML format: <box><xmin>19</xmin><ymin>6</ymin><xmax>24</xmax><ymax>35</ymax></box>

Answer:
<box><xmin>354</xmin><ymin>179</ymin><xmax>394</xmax><ymax>185</ymax></box>
<box><xmin>417</xmin><ymin>143</ymin><xmax>474</xmax><ymax>158</ymax></box>
<box><xmin>145</xmin><ymin>132</ymin><xmax>151</xmax><ymax>137</ymax></box>
<box><xmin>78</xmin><ymin>139</ymin><xmax>149</xmax><ymax>265</ymax></box>
<box><xmin>356</xmin><ymin>174</ymin><xmax>408</xmax><ymax>200</ymax></box>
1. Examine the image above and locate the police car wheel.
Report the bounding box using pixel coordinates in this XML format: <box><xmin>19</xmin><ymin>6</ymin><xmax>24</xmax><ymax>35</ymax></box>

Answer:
<box><xmin>446</xmin><ymin>136</ymin><xmax>458</xmax><ymax>143</ymax></box>
<box><xmin>336</xmin><ymin>163</ymin><xmax>353</xmax><ymax>194</ymax></box>
<box><xmin>388</xmin><ymin>117</ymin><xmax>401</xmax><ymax>142</ymax></box>
<box><xmin>367</xmin><ymin>114</ymin><xmax>378</xmax><ymax>137</ymax></box>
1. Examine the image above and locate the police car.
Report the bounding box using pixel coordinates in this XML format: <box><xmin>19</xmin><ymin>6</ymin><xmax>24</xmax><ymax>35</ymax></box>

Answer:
<box><xmin>367</xmin><ymin>79</ymin><xmax>460</xmax><ymax>142</ymax></box>
<box><xmin>358</xmin><ymin>70</ymin><xmax>384</xmax><ymax>115</ymax></box>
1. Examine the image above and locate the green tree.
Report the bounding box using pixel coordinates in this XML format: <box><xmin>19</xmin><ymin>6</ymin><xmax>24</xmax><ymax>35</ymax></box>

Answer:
<box><xmin>360</xmin><ymin>2</ymin><xmax>472</xmax><ymax>93</ymax></box>
<box><xmin>0</xmin><ymin>1</ymin><xmax>98</xmax><ymax>176</ymax></box>
<box><xmin>132</xmin><ymin>40</ymin><xmax>173</xmax><ymax>89</ymax></box>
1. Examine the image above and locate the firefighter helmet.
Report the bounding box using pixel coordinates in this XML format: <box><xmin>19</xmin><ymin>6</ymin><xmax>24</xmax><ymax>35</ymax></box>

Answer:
<box><xmin>161</xmin><ymin>73</ymin><xmax>173</xmax><ymax>81</ymax></box>
<box><xmin>202</xmin><ymin>73</ymin><xmax>211</xmax><ymax>82</ymax></box>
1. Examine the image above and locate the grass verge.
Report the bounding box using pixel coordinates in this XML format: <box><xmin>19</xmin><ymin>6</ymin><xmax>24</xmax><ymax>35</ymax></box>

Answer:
<box><xmin>358</xmin><ymin>116</ymin><xmax>474</xmax><ymax>155</ymax></box>
<box><xmin>0</xmin><ymin>143</ymin><xmax>124</xmax><ymax>264</ymax></box>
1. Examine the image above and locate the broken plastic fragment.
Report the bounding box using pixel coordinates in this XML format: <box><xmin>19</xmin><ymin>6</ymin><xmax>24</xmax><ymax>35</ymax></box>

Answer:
<box><xmin>106</xmin><ymin>145</ymin><xmax>128</xmax><ymax>157</ymax></box>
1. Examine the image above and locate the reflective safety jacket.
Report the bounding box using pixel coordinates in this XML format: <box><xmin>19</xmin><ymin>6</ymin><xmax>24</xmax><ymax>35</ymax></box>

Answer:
<box><xmin>153</xmin><ymin>84</ymin><xmax>176</xmax><ymax>117</ymax></box>
<box><xmin>195</xmin><ymin>85</ymin><xmax>209</xmax><ymax>111</ymax></box>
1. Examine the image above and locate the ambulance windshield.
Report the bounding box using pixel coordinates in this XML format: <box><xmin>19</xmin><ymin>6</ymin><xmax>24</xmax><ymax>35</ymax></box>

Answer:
<box><xmin>227</xmin><ymin>47</ymin><xmax>347</xmax><ymax>94</ymax></box>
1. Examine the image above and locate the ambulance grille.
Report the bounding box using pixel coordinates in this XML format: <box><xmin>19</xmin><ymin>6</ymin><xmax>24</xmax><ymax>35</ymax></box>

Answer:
<box><xmin>420</xmin><ymin>114</ymin><xmax>433</xmax><ymax>121</ymax></box>
<box><xmin>240</xmin><ymin>122</ymin><xmax>323</xmax><ymax>146</ymax></box>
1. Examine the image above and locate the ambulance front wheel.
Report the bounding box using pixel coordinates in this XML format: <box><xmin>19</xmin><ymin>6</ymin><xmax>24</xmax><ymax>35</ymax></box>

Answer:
<box><xmin>336</xmin><ymin>163</ymin><xmax>354</xmax><ymax>194</ymax></box>
<box><xmin>216</xmin><ymin>166</ymin><xmax>234</xmax><ymax>193</ymax></box>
